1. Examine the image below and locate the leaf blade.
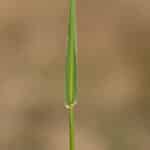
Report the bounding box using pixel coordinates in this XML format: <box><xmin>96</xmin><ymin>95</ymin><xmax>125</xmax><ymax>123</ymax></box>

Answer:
<box><xmin>65</xmin><ymin>0</ymin><xmax>77</xmax><ymax>106</ymax></box>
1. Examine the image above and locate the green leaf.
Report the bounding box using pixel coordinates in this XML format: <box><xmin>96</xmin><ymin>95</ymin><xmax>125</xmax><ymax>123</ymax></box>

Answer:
<box><xmin>65</xmin><ymin>0</ymin><xmax>77</xmax><ymax>107</ymax></box>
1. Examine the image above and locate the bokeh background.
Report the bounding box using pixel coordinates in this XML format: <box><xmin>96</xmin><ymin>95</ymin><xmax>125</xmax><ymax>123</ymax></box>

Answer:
<box><xmin>0</xmin><ymin>0</ymin><xmax>150</xmax><ymax>149</ymax></box>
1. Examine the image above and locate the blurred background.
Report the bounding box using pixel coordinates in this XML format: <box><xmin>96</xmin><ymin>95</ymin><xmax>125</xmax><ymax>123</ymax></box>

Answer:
<box><xmin>0</xmin><ymin>0</ymin><xmax>150</xmax><ymax>149</ymax></box>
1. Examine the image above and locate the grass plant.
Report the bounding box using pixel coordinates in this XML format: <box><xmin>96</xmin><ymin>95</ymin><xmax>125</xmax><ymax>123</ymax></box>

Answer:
<box><xmin>65</xmin><ymin>0</ymin><xmax>78</xmax><ymax>150</ymax></box>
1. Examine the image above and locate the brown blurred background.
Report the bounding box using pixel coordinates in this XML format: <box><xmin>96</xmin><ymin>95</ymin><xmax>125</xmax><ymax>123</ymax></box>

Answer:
<box><xmin>0</xmin><ymin>0</ymin><xmax>150</xmax><ymax>149</ymax></box>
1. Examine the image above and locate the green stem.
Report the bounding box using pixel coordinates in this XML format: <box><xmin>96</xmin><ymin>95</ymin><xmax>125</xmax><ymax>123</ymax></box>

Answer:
<box><xmin>68</xmin><ymin>106</ymin><xmax>75</xmax><ymax>150</ymax></box>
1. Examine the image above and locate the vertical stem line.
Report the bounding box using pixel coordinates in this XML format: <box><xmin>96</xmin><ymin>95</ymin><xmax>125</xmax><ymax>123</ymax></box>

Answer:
<box><xmin>69</xmin><ymin>106</ymin><xmax>75</xmax><ymax>150</ymax></box>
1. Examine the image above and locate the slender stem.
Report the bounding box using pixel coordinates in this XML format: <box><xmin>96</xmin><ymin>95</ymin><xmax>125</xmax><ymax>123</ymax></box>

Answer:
<box><xmin>68</xmin><ymin>106</ymin><xmax>75</xmax><ymax>150</ymax></box>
